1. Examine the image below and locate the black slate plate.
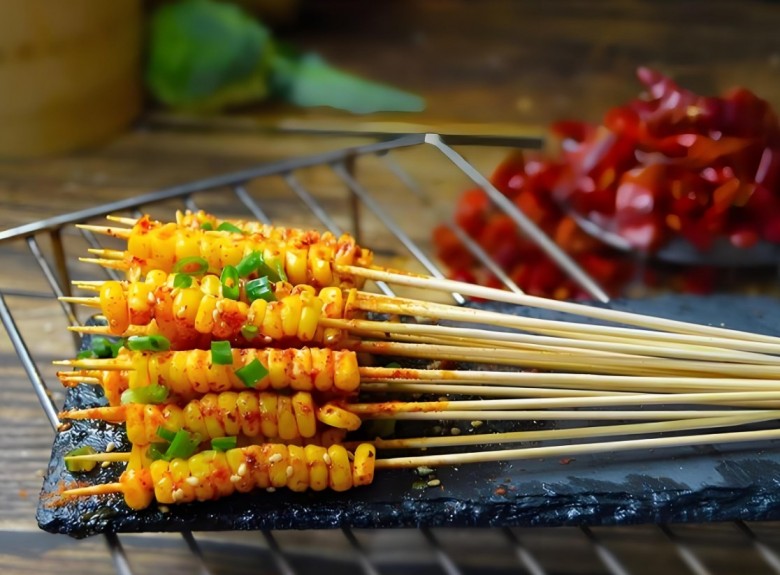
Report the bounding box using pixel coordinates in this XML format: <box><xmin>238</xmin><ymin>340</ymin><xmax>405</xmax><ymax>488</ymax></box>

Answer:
<box><xmin>38</xmin><ymin>294</ymin><xmax>780</xmax><ymax>538</ymax></box>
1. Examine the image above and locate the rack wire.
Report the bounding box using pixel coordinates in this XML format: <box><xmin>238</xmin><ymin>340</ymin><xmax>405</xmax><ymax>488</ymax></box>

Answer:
<box><xmin>2</xmin><ymin>132</ymin><xmax>780</xmax><ymax>575</ymax></box>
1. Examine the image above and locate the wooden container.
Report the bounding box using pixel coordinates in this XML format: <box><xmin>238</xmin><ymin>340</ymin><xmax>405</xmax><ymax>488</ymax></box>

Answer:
<box><xmin>0</xmin><ymin>0</ymin><xmax>142</xmax><ymax>158</ymax></box>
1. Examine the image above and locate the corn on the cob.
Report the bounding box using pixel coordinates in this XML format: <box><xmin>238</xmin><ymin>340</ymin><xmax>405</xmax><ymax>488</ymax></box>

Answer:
<box><xmin>64</xmin><ymin>443</ymin><xmax>377</xmax><ymax>509</ymax></box>
<box><xmin>75</xmin><ymin>277</ymin><xmax>354</xmax><ymax>348</ymax></box>
<box><xmin>56</xmin><ymin>347</ymin><xmax>362</xmax><ymax>402</ymax></box>
<box><xmin>87</xmin><ymin>214</ymin><xmax>373</xmax><ymax>288</ymax></box>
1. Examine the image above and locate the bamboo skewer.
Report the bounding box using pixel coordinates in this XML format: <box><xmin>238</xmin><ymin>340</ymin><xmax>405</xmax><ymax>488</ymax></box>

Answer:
<box><xmin>76</xmin><ymin>224</ymin><xmax>131</xmax><ymax>239</ymax></box>
<box><xmin>341</xmin><ymin>265</ymin><xmax>780</xmax><ymax>346</ymax></box>
<box><xmin>105</xmin><ymin>215</ymin><xmax>138</xmax><ymax>226</ymax></box>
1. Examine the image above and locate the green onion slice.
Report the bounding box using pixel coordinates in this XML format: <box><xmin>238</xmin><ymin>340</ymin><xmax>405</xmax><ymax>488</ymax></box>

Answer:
<box><xmin>217</xmin><ymin>222</ymin><xmax>244</xmax><ymax>234</ymax></box>
<box><xmin>236</xmin><ymin>251</ymin><xmax>263</xmax><ymax>277</ymax></box>
<box><xmin>164</xmin><ymin>430</ymin><xmax>201</xmax><ymax>460</ymax></box>
<box><xmin>120</xmin><ymin>384</ymin><xmax>169</xmax><ymax>405</ymax></box>
<box><xmin>173</xmin><ymin>273</ymin><xmax>193</xmax><ymax>289</ymax></box>
<box><xmin>220</xmin><ymin>265</ymin><xmax>240</xmax><ymax>300</ymax></box>
<box><xmin>274</xmin><ymin>261</ymin><xmax>288</xmax><ymax>282</ymax></box>
<box><xmin>173</xmin><ymin>256</ymin><xmax>209</xmax><ymax>275</ymax></box>
<box><xmin>211</xmin><ymin>436</ymin><xmax>237</xmax><ymax>451</ymax></box>
<box><xmin>76</xmin><ymin>349</ymin><xmax>95</xmax><ymax>359</ymax></box>
<box><xmin>147</xmin><ymin>443</ymin><xmax>169</xmax><ymax>462</ymax></box>
<box><xmin>245</xmin><ymin>277</ymin><xmax>276</xmax><ymax>303</ymax></box>
<box><xmin>64</xmin><ymin>446</ymin><xmax>97</xmax><ymax>473</ymax></box>
<box><xmin>241</xmin><ymin>324</ymin><xmax>259</xmax><ymax>340</ymax></box>
<box><xmin>126</xmin><ymin>334</ymin><xmax>171</xmax><ymax>352</ymax></box>
<box><xmin>211</xmin><ymin>340</ymin><xmax>233</xmax><ymax>365</ymax></box>
<box><xmin>155</xmin><ymin>426</ymin><xmax>177</xmax><ymax>443</ymax></box>
<box><xmin>235</xmin><ymin>359</ymin><xmax>268</xmax><ymax>388</ymax></box>
<box><xmin>200</xmin><ymin>222</ymin><xmax>214</xmax><ymax>230</ymax></box>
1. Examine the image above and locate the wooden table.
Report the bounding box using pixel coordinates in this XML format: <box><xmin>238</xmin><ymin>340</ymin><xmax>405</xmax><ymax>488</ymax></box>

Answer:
<box><xmin>2</xmin><ymin>1</ymin><xmax>780</xmax><ymax>573</ymax></box>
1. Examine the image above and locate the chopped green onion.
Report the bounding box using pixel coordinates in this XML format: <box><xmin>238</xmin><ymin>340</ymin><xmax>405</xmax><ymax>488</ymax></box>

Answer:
<box><xmin>155</xmin><ymin>426</ymin><xmax>177</xmax><ymax>443</ymax></box>
<box><xmin>220</xmin><ymin>265</ymin><xmax>240</xmax><ymax>299</ymax></box>
<box><xmin>274</xmin><ymin>261</ymin><xmax>288</xmax><ymax>282</ymax></box>
<box><xmin>217</xmin><ymin>222</ymin><xmax>244</xmax><ymax>234</ymax></box>
<box><xmin>147</xmin><ymin>443</ymin><xmax>169</xmax><ymax>462</ymax></box>
<box><xmin>200</xmin><ymin>222</ymin><xmax>213</xmax><ymax>230</ymax></box>
<box><xmin>245</xmin><ymin>277</ymin><xmax>276</xmax><ymax>302</ymax></box>
<box><xmin>64</xmin><ymin>446</ymin><xmax>97</xmax><ymax>473</ymax></box>
<box><xmin>164</xmin><ymin>430</ymin><xmax>202</xmax><ymax>460</ymax></box>
<box><xmin>211</xmin><ymin>436</ymin><xmax>237</xmax><ymax>451</ymax></box>
<box><xmin>385</xmin><ymin>362</ymin><xmax>402</xmax><ymax>369</ymax></box>
<box><xmin>126</xmin><ymin>335</ymin><xmax>171</xmax><ymax>352</ymax></box>
<box><xmin>241</xmin><ymin>324</ymin><xmax>259</xmax><ymax>340</ymax></box>
<box><xmin>77</xmin><ymin>349</ymin><xmax>95</xmax><ymax>360</ymax></box>
<box><xmin>173</xmin><ymin>273</ymin><xmax>193</xmax><ymax>289</ymax></box>
<box><xmin>173</xmin><ymin>256</ymin><xmax>209</xmax><ymax>275</ymax></box>
<box><xmin>211</xmin><ymin>340</ymin><xmax>233</xmax><ymax>365</ymax></box>
<box><xmin>78</xmin><ymin>337</ymin><xmax>125</xmax><ymax>360</ymax></box>
<box><xmin>120</xmin><ymin>384</ymin><xmax>169</xmax><ymax>405</ymax></box>
<box><xmin>236</xmin><ymin>251</ymin><xmax>263</xmax><ymax>277</ymax></box>
<box><xmin>235</xmin><ymin>359</ymin><xmax>268</xmax><ymax>388</ymax></box>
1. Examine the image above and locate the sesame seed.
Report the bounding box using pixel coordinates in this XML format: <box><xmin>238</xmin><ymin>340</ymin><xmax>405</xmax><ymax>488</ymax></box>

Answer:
<box><xmin>147</xmin><ymin>292</ymin><xmax>156</xmax><ymax>304</ymax></box>
<box><xmin>101</xmin><ymin>461</ymin><xmax>111</xmax><ymax>468</ymax></box>
<box><xmin>450</xmin><ymin>427</ymin><xmax>461</xmax><ymax>436</ymax></box>
<box><xmin>105</xmin><ymin>442</ymin><xmax>116</xmax><ymax>453</ymax></box>
<box><xmin>212</xmin><ymin>309</ymin><xmax>219</xmax><ymax>321</ymax></box>
<box><xmin>185</xmin><ymin>476</ymin><xmax>199</xmax><ymax>486</ymax></box>
<box><xmin>266</xmin><ymin>486</ymin><xmax>276</xmax><ymax>493</ymax></box>
<box><xmin>427</xmin><ymin>479</ymin><xmax>441</xmax><ymax>487</ymax></box>
<box><xmin>172</xmin><ymin>488</ymin><xmax>185</xmax><ymax>501</ymax></box>
<box><xmin>269</xmin><ymin>453</ymin><xmax>282</xmax><ymax>464</ymax></box>
<box><xmin>238</xmin><ymin>463</ymin><xmax>247</xmax><ymax>477</ymax></box>
<box><xmin>158</xmin><ymin>505</ymin><xmax>170</xmax><ymax>513</ymax></box>
<box><xmin>322</xmin><ymin>453</ymin><xmax>332</xmax><ymax>465</ymax></box>
<box><xmin>230</xmin><ymin>474</ymin><xmax>241</xmax><ymax>483</ymax></box>
<box><xmin>175</xmin><ymin>306</ymin><xmax>187</xmax><ymax>318</ymax></box>
<box><xmin>470</xmin><ymin>420</ymin><xmax>484</xmax><ymax>428</ymax></box>
<box><xmin>285</xmin><ymin>465</ymin><xmax>294</xmax><ymax>478</ymax></box>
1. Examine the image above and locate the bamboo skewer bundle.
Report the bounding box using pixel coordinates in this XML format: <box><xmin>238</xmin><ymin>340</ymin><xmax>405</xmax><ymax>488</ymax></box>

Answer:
<box><xmin>54</xmin><ymin>212</ymin><xmax>780</xmax><ymax>510</ymax></box>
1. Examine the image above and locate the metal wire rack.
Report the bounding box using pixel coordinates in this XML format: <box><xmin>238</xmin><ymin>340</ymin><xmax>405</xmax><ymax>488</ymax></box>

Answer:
<box><xmin>2</xmin><ymin>132</ymin><xmax>780</xmax><ymax>575</ymax></box>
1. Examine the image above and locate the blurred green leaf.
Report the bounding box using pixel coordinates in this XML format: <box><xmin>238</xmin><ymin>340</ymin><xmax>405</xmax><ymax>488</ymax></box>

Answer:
<box><xmin>146</xmin><ymin>0</ymin><xmax>273</xmax><ymax>109</ymax></box>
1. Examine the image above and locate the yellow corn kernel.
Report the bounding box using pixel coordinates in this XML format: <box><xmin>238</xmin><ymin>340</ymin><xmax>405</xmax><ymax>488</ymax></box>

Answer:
<box><xmin>267</xmin><ymin>349</ymin><xmax>289</xmax><ymax>390</ymax></box>
<box><xmin>121</xmin><ymin>468</ymin><xmax>154</xmax><ymax>510</ymax></box>
<box><xmin>160</xmin><ymin>404</ymin><xmax>185</xmax><ymax>436</ymax></box>
<box><xmin>285</xmin><ymin>247</ymin><xmax>309</xmax><ymax>286</ymax></box>
<box><xmin>311</xmin><ymin>348</ymin><xmax>335</xmax><ymax>392</ymax></box>
<box><xmin>102</xmin><ymin>370</ymin><xmax>124</xmax><ymax>406</ymax></box>
<box><xmin>242</xmin><ymin>445</ymin><xmax>271</xmax><ymax>489</ymax></box>
<box><xmin>174</xmin><ymin>230</ymin><xmax>201</xmax><ymax>261</ymax></box>
<box><xmin>149</xmin><ymin>459</ymin><xmax>176</xmax><ymax>504</ymax></box>
<box><xmin>248</xmin><ymin>298</ymin><xmax>268</xmax><ymax>329</ymax></box>
<box><xmin>280</xmin><ymin>294</ymin><xmax>302</xmax><ymax>338</ymax></box>
<box><xmin>334</xmin><ymin>351</ymin><xmax>360</xmax><ymax>392</ymax></box>
<box><xmin>128</xmin><ymin>229</ymin><xmax>154</xmax><ymax>260</ymax></box>
<box><xmin>292</xmin><ymin>392</ymin><xmax>318</xmax><ymax>438</ymax></box>
<box><xmin>127</xmin><ymin>281</ymin><xmax>154</xmax><ymax>325</ymax></box>
<box><xmin>266</xmin><ymin>444</ymin><xmax>290</xmax><ymax>488</ymax></box>
<box><xmin>319</xmin><ymin>287</ymin><xmax>343</xmax><ymax>318</ymax></box>
<box><xmin>143</xmin><ymin>404</ymin><xmax>167</xmax><ymax>444</ymax></box>
<box><xmin>236</xmin><ymin>391</ymin><xmax>261</xmax><ymax>437</ymax></box>
<box><xmin>183</xmin><ymin>401</ymin><xmax>208</xmax><ymax>438</ymax></box>
<box><xmin>170</xmin><ymin>458</ymin><xmax>196</xmax><ymax>502</ymax></box>
<box><xmin>124</xmin><ymin>404</ymin><xmax>147</xmax><ymax>445</ymax></box>
<box><xmin>352</xmin><ymin>444</ymin><xmax>376</xmax><ymax>486</ymax></box>
<box><xmin>276</xmin><ymin>395</ymin><xmax>297</xmax><ymax>441</ymax></box>
<box><xmin>217</xmin><ymin>391</ymin><xmax>241</xmax><ymax>436</ymax></box>
<box><xmin>188</xmin><ymin>452</ymin><xmax>216</xmax><ymax>501</ymax></box>
<box><xmin>225</xmin><ymin>447</ymin><xmax>254</xmax><ymax>492</ymax></box>
<box><xmin>304</xmin><ymin>445</ymin><xmax>329</xmax><ymax>491</ymax></box>
<box><xmin>128</xmin><ymin>353</ymin><xmax>150</xmax><ymax>389</ymax></box>
<box><xmin>128</xmin><ymin>444</ymin><xmax>153</xmax><ymax>472</ymax></box>
<box><xmin>100</xmin><ymin>281</ymin><xmax>130</xmax><ymax>335</ymax></box>
<box><xmin>193</xmin><ymin>294</ymin><xmax>218</xmax><ymax>334</ymax></box>
<box><xmin>319</xmin><ymin>428</ymin><xmax>347</xmax><ymax>448</ymax></box>
<box><xmin>173</xmin><ymin>287</ymin><xmax>203</xmax><ymax>326</ymax></box>
<box><xmin>289</xmin><ymin>348</ymin><xmax>313</xmax><ymax>391</ymax></box>
<box><xmin>210</xmin><ymin>451</ymin><xmax>234</xmax><ymax>498</ymax></box>
<box><xmin>200</xmin><ymin>274</ymin><xmax>221</xmax><ymax>296</ymax></box>
<box><xmin>186</xmin><ymin>350</ymin><xmax>211</xmax><ymax>394</ymax></box>
<box><xmin>261</xmin><ymin>302</ymin><xmax>285</xmax><ymax>341</ymax></box>
<box><xmin>258</xmin><ymin>392</ymin><xmax>279</xmax><ymax>438</ymax></box>
<box><xmin>286</xmin><ymin>445</ymin><xmax>309</xmax><ymax>492</ymax></box>
<box><xmin>297</xmin><ymin>293</ymin><xmax>322</xmax><ymax>341</ymax></box>
<box><xmin>316</xmin><ymin>403</ymin><xmax>362</xmax><ymax>431</ymax></box>
<box><xmin>167</xmin><ymin>351</ymin><xmax>191</xmax><ymax>397</ymax></box>
<box><xmin>200</xmin><ymin>394</ymin><xmax>227</xmax><ymax>439</ymax></box>
<box><xmin>145</xmin><ymin>269</ymin><xmax>168</xmax><ymax>288</ymax></box>
<box><xmin>327</xmin><ymin>444</ymin><xmax>353</xmax><ymax>492</ymax></box>
<box><xmin>201</xmin><ymin>235</ymin><xmax>225</xmax><ymax>273</ymax></box>
<box><xmin>309</xmin><ymin>244</ymin><xmax>334</xmax><ymax>287</ymax></box>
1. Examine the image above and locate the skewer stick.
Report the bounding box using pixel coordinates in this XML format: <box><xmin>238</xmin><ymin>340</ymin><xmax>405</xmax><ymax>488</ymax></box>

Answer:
<box><xmin>60</xmin><ymin>406</ymin><xmax>125</xmax><ymax>422</ymax></box>
<box><xmin>366</xmin><ymin>413</ymin><xmax>777</xmax><ymax>449</ymax></box>
<box><xmin>105</xmin><ymin>215</ymin><xmax>137</xmax><ymax>226</ymax></box>
<box><xmin>325</xmin><ymin>318</ymin><xmax>780</xmax><ymax>365</ymax></box>
<box><xmin>342</xmin><ymin>265</ymin><xmax>780</xmax><ymax>346</ymax></box>
<box><xmin>52</xmin><ymin>359</ymin><xmax>130</xmax><ymax>370</ymax></box>
<box><xmin>59</xmin><ymin>296</ymin><xmax>102</xmax><ymax>308</ymax></box>
<box><xmin>374</xmin><ymin>426</ymin><xmax>780</xmax><ymax>469</ymax></box>
<box><xmin>58</xmin><ymin>376</ymin><xmax>102</xmax><ymax>386</ymax></box>
<box><xmin>87</xmin><ymin>248</ymin><xmax>126</xmax><ymax>260</ymax></box>
<box><xmin>360</xmin><ymin>383</ymin><xmax>639</xmax><ymax>398</ymax></box>
<box><xmin>61</xmin><ymin>483</ymin><xmax>124</xmax><ymax>498</ymax></box>
<box><xmin>353</xmin><ymin>292</ymin><xmax>780</xmax><ymax>355</ymax></box>
<box><xmin>76</xmin><ymin>224</ymin><xmax>131</xmax><ymax>239</ymax></box>
<box><xmin>64</xmin><ymin>452</ymin><xmax>131</xmax><ymax>463</ymax></box>
<box><xmin>364</xmin><ymin>409</ymin><xmax>780</xmax><ymax>421</ymax></box>
<box><xmin>79</xmin><ymin>257</ymin><xmax>129</xmax><ymax>270</ymax></box>
<box><xmin>356</xmin><ymin>341</ymin><xmax>780</xmax><ymax>378</ymax></box>
<box><xmin>67</xmin><ymin>324</ymin><xmax>145</xmax><ymax>336</ymax></box>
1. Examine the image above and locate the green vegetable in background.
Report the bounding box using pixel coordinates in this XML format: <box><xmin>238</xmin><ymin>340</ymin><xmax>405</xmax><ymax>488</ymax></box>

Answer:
<box><xmin>146</xmin><ymin>0</ymin><xmax>425</xmax><ymax>114</ymax></box>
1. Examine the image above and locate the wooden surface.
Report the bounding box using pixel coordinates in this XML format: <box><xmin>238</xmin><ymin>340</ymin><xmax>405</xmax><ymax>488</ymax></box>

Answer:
<box><xmin>2</xmin><ymin>1</ymin><xmax>780</xmax><ymax>573</ymax></box>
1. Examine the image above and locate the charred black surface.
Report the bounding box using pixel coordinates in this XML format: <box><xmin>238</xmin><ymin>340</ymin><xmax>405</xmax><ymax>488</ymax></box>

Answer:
<box><xmin>38</xmin><ymin>295</ymin><xmax>780</xmax><ymax>538</ymax></box>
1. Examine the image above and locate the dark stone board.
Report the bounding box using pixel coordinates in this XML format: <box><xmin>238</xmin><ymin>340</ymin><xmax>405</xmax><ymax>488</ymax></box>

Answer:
<box><xmin>38</xmin><ymin>295</ymin><xmax>780</xmax><ymax>538</ymax></box>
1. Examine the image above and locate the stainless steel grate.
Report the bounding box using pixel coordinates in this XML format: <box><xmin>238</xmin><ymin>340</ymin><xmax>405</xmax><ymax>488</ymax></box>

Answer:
<box><xmin>2</xmin><ymin>132</ymin><xmax>779</xmax><ymax>575</ymax></box>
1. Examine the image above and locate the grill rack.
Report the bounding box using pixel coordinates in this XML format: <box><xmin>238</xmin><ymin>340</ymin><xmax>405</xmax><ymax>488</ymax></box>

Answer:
<box><xmin>2</xmin><ymin>132</ymin><xmax>780</xmax><ymax>574</ymax></box>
